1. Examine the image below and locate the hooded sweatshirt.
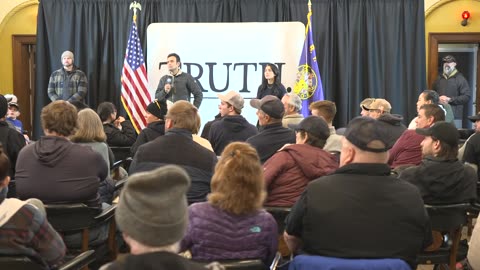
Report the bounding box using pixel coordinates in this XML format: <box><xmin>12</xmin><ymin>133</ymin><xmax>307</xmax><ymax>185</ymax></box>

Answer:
<box><xmin>377</xmin><ymin>113</ymin><xmax>406</xmax><ymax>149</ymax></box>
<box><xmin>15</xmin><ymin>136</ymin><xmax>107</xmax><ymax>207</ymax></box>
<box><xmin>263</xmin><ymin>144</ymin><xmax>339</xmax><ymax>207</ymax></box>
<box><xmin>208</xmin><ymin>115</ymin><xmax>258</xmax><ymax>155</ymax></box>
<box><xmin>399</xmin><ymin>156</ymin><xmax>477</xmax><ymax>204</ymax></box>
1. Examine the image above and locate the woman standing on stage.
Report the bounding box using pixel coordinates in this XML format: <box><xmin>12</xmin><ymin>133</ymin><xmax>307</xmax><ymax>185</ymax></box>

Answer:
<box><xmin>256</xmin><ymin>63</ymin><xmax>287</xmax><ymax>100</ymax></box>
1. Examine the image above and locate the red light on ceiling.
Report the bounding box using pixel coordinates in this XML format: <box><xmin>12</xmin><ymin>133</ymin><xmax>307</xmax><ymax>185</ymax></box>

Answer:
<box><xmin>462</xmin><ymin>11</ymin><xmax>470</xmax><ymax>20</ymax></box>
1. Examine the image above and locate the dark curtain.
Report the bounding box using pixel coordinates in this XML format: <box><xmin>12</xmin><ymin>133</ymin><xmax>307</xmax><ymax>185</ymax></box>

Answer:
<box><xmin>35</xmin><ymin>0</ymin><xmax>425</xmax><ymax>139</ymax></box>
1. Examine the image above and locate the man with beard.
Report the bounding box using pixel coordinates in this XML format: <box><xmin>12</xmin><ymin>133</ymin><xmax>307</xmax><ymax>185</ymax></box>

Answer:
<box><xmin>47</xmin><ymin>50</ymin><xmax>88</xmax><ymax>103</ymax></box>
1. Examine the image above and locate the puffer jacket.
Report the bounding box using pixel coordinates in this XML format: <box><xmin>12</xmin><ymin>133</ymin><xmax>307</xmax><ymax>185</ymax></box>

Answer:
<box><xmin>263</xmin><ymin>144</ymin><xmax>338</xmax><ymax>207</ymax></box>
<box><xmin>180</xmin><ymin>202</ymin><xmax>278</xmax><ymax>266</ymax></box>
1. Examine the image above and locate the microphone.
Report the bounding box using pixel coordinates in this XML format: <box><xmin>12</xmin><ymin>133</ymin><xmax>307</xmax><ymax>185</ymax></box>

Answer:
<box><xmin>287</xmin><ymin>87</ymin><xmax>292</xmax><ymax>93</ymax></box>
<box><xmin>166</xmin><ymin>77</ymin><xmax>172</xmax><ymax>85</ymax></box>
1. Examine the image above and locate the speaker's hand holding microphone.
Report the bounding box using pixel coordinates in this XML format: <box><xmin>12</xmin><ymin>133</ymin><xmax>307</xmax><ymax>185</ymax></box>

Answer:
<box><xmin>164</xmin><ymin>77</ymin><xmax>172</xmax><ymax>93</ymax></box>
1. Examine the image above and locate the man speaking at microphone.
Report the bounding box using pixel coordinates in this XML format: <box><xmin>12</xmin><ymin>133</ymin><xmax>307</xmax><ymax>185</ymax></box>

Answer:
<box><xmin>155</xmin><ymin>53</ymin><xmax>203</xmax><ymax>108</ymax></box>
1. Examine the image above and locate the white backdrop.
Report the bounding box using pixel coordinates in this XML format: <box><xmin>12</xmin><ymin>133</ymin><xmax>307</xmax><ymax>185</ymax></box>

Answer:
<box><xmin>146</xmin><ymin>22</ymin><xmax>305</xmax><ymax>131</ymax></box>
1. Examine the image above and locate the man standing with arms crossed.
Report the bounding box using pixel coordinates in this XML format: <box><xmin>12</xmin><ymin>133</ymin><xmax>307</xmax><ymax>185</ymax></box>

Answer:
<box><xmin>155</xmin><ymin>53</ymin><xmax>203</xmax><ymax>108</ymax></box>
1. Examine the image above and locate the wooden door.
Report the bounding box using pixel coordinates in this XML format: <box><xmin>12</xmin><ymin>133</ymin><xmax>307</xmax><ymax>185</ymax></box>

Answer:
<box><xmin>12</xmin><ymin>35</ymin><xmax>36</xmax><ymax>138</ymax></box>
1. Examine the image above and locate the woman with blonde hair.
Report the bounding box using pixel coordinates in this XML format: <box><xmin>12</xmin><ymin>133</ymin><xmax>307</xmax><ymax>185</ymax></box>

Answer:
<box><xmin>71</xmin><ymin>108</ymin><xmax>114</xmax><ymax>172</ymax></box>
<box><xmin>180</xmin><ymin>142</ymin><xmax>277</xmax><ymax>266</ymax></box>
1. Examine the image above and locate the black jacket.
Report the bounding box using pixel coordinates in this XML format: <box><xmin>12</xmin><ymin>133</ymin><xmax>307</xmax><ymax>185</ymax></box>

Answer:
<box><xmin>130</xmin><ymin>121</ymin><xmax>165</xmax><ymax>155</ymax></box>
<box><xmin>103</xmin><ymin>121</ymin><xmax>137</xmax><ymax>147</ymax></box>
<box><xmin>103</xmin><ymin>251</ymin><xmax>207</xmax><ymax>270</ymax></box>
<box><xmin>129</xmin><ymin>128</ymin><xmax>217</xmax><ymax>204</ymax></box>
<box><xmin>399</xmin><ymin>156</ymin><xmax>477</xmax><ymax>205</ymax></box>
<box><xmin>246</xmin><ymin>122</ymin><xmax>295</xmax><ymax>163</ymax></box>
<box><xmin>432</xmin><ymin>71</ymin><xmax>471</xmax><ymax>119</ymax></box>
<box><xmin>208</xmin><ymin>115</ymin><xmax>258</xmax><ymax>155</ymax></box>
<box><xmin>0</xmin><ymin>121</ymin><xmax>26</xmax><ymax>177</ymax></box>
<box><xmin>377</xmin><ymin>113</ymin><xmax>406</xmax><ymax>149</ymax></box>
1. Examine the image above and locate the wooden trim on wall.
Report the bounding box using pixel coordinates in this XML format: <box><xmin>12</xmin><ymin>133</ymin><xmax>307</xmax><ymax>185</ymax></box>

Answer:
<box><xmin>12</xmin><ymin>34</ymin><xmax>36</xmax><ymax>136</ymax></box>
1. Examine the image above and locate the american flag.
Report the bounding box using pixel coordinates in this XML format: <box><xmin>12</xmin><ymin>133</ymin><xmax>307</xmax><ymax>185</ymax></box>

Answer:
<box><xmin>121</xmin><ymin>21</ymin><xmax>149</xmax><ymax>133</ymax></box>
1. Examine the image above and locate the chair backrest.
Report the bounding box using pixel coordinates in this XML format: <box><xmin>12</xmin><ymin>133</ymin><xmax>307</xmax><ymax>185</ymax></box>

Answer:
<box><xmin>218</xmin><ymin>259</ymin><xmax>267</xmax><ymax>270</ymax></box>
<box><xmin>288</xmin><ymin>255</ymin><xmax>411</xmax><ymax>270</ymax></box>
<box><xmin>264</xmin><ymin>207</ymin><xmax>291</xmax><ymax>234</ymax></box>
<box><xmin>110</xmin><ymin>146</ymin><xmax>132</xmax><ymax>163</ymax></box>
<box><xmin>0</xmin><ymin>255</ymin><xmax>45</xmax><ymax>270</ymax></box>
<box><xmin>45</xmin><ymin>203</ymin><xmax>102</xmax><ymax>232</ymax></box>
<box><xmin>425</xmin><ymin>203</ymin><xmax>470</xmax><ymax>232</ymax></box>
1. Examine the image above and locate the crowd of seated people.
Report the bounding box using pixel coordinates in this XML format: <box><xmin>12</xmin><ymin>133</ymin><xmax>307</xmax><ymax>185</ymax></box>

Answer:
<box><xmin>3</xmin><ymin>86</ymin><xmax>480</xmax><ymax>269</ymax></box>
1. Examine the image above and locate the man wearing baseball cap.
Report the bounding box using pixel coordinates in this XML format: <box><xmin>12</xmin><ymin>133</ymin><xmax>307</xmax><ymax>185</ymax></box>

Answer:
<box><xmin>432</xmin><ymin>55</ymin><xmax>471</xmax><ymax>128</ymax></box>
<box><xmin>362</xmin><ymin>98</ymin><xmax>406</xmax><ymax>149</ymax></box>
<box><xmin>399</xmin><ymin>121</ymin><xmax>476</xmax><ymax>205</ymax></box>
<box><xmin>47</xmin><ymin>50</ymin><xmax>88</xmax><ymax>103</ymax></box>
<box><xmin>284</xmin><ymin>117</ymin><xmax>431</xmax><ymax>268</ymax></box>
<box><xmin>207</xmin><ymin>90</ymin><xmax>257</xmax><ymax>155</ymax></box>
<box><xmin>246</xmin><ymin>95</ymin><xmax>295</xmax><ymax>163</ymax></box>
<box><xmin>458</xmin><ymin>112</ymin><xmax>480</xmax><ymax>179</ymax></box>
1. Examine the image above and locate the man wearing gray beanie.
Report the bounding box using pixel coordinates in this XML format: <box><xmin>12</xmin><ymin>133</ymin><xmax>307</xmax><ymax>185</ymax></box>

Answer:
<box><xmin>47</xmin><ymin>50</ymin><xmax>88</xmax><ymax>103</ymax></box>
<box><xmin>101</xmin><ymin>165</ymin><xmax>212</xmax><ymax>270</ymax></box>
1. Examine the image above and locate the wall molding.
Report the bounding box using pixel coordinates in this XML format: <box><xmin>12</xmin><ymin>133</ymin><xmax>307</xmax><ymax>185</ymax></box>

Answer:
<box><xmin>0</xmin><ymin>0</ymin><xmax>38</xmax><ymax>36</ymax></box>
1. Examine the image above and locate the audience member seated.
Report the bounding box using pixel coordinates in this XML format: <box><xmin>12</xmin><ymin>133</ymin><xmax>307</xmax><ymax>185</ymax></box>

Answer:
<box><xmin>359</xmin><ymin>98</ymin><xmax>375</xmax><ymax>117</ymax></box>
<box><xmin>208</xmin><ymin>91</ymin><xmax>257</xmax><ymax>155</ymax></box>
<box><xmin>71</xmin><ymin>108</ymin><xmax>115</xmax><ymax>172</ymax></box>
<box><xmin>6</xmin><ymin>101</ymin><xmax>23</xmax><ymax>134</ymax></box>
<box><xmin>263</xmin><ymin>116</ymin><xmax>338</xmax><ymax>207</ymax></box>
<box><xmin>461</xmin><ymin>112</ymin><xmax>480</xmax><ymax>176</ymax></box>
<box><xmin>408</xmin><ymin>90</ymin><xmax>454</xmax><ymax>129</ymax></box>
<box><xmin>97</xmin><ymin>102</ymin><xmax>136</xmax><ymax>147</ymax></box>
<box><xmin>0</xmin><ymin>94</ymin><xmax>26</xmax><ymax>178</ymax></box>
<box><xmin>16</xmin><ymin>100</ymin><xmax>112</xmax><ymax>208</ymax></box>
<box><xmin>0</xmin><ymin>147</ymin><xmax>66</xmax><ymax>269</ymax></box>
<box><xmin>200</xmin><ymin>113</ymin><xmax>221</xmax><ymax>139</ymax></box>
<box><xmin>281</xmin><ymin>93</ymin><xmax>303</xmax><ymax>128</ymax></box>
<box><xmin>336</xmin><ymin>98</ymin><xmax>375</xmax><ymax>136</ymax></box>
<box><xmin>180</xmin><ymin>142</ymin><xmax>278</xmax><ymax>266</ymax></box>
<box><xmin>309</xmin><ymin>100</ymin><xmax>342</xmax><ymax>153</ymax></box>
<box><xmin>129</xmin><ymin>101</ymin><xmax>217</xmax><ymax>204</ymax></box>
<box><xmin>71</xmin><ymin>108</ymin><xmax>116</xmax><ymax>202</ymax></box>
<box><xmin>131</xmin><ymin>99</ymin><xmax>167</xmax><ymax>155</ymax></box>
<box><xmin>100</xmin><ymin>166</ymin><xmax>212</xmax><ymax>270</ymax></box>
<box><xmin>362</xmin><ymin>98</ymin><xmax>406</xmax><ymax>149</ymax></box>
<box><xmin>247</xmin><ymin>95</ymin><xmax>295</xmax><ymax>163</ymax></box>
<box><xmin>389</xmin><ymin>104</ymin><xmax>445</xmax><ymax>169</ymax></box>
<box><xmin>284</xmin><ymin>117</ymin><xmax>432</xmax><ymax>269</ymax></box>
<box><xmin>398</xmin><ymin>121</ymin><xmax>477</xmax><ymax>204</ymax></box>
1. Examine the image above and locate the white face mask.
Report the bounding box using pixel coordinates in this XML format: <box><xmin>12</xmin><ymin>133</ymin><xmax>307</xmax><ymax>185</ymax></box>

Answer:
<box><xmin>443</xmin><ymin>63</ymin><xmax>455</xmax><ymax>75</ymax></box>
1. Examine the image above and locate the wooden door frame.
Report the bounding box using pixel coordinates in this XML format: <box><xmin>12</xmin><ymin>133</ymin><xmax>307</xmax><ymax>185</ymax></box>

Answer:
<box><xmin>12</xmin><ymin>34</ymin><xmax>36</xmax><ymax>137</ymax></box>
<box><xmin>428</xmin><ymin>33</ymin><xmax>480</xmax><ymax>112</ymax></box>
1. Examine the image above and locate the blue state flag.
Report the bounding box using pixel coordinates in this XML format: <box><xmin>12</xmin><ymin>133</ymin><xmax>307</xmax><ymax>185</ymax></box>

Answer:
<box><xmin>294</xmin><ymin>1</ymin><xmax>324</xmax><ymax>117</ymax></box>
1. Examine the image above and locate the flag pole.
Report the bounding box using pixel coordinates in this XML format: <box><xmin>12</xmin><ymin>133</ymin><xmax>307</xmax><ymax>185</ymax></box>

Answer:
<box><xmin>121</xmin><ymin>1</ymin><xmax>149</xmax><ymax>133</ymax></box>
<box><xmin>130</xmin><ymin>1</ymin><xmax>142</xmax><ymax>23</ymax></box>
